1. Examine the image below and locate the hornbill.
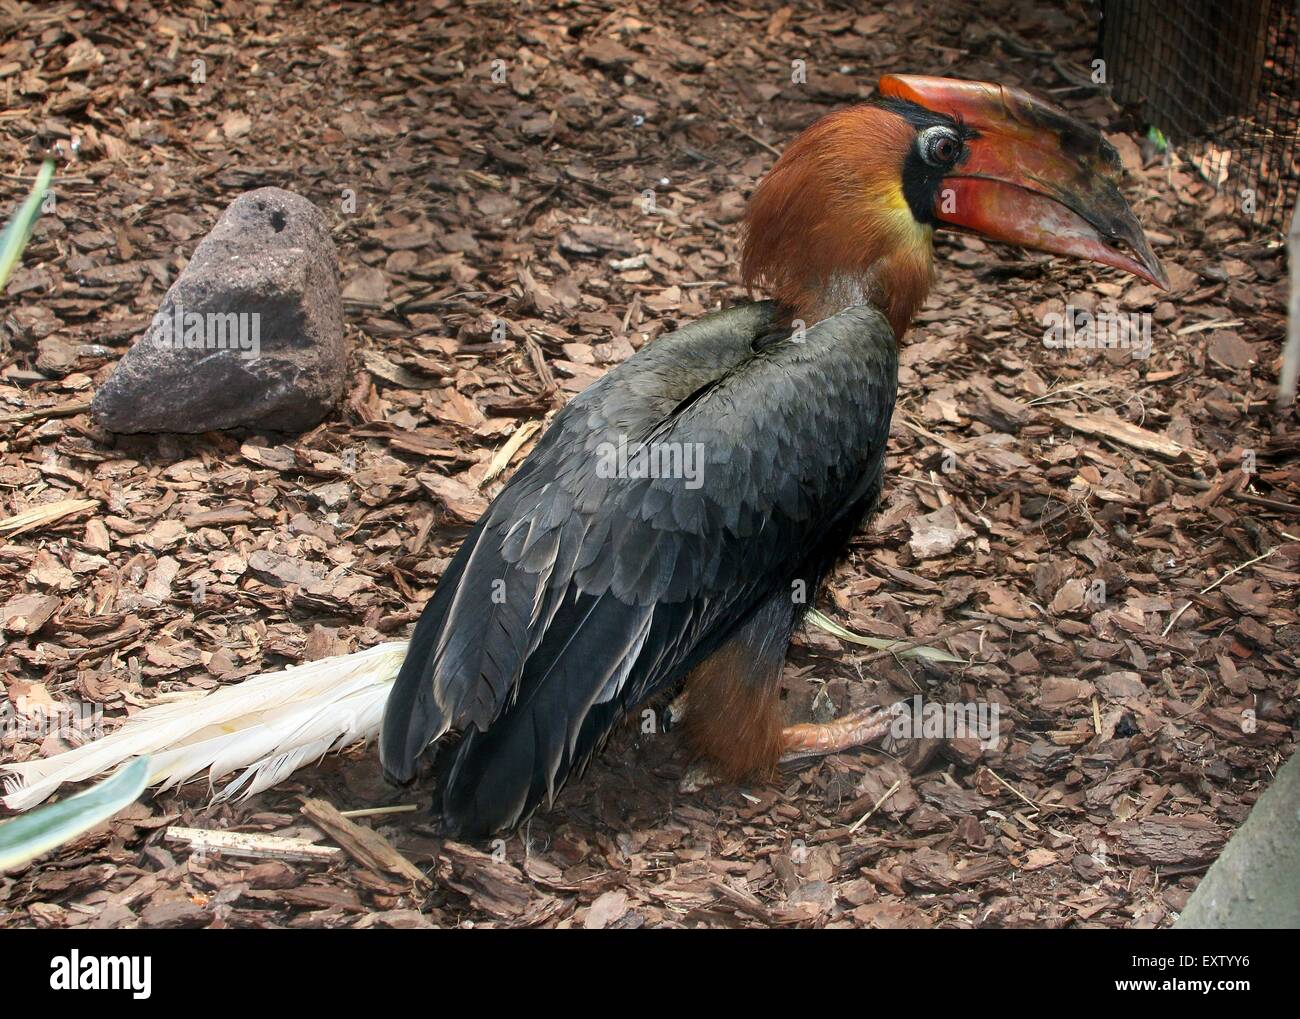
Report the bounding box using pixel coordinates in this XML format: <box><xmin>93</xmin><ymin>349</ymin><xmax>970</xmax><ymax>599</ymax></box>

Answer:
<box><xmin>378</xmin><ymin>74</ymin><xmax>1167</xmax><ymax>837</ymax></box>
<box><xmin>0</xmin><ymin>75</ymin><xmax>1166</xmax><ymax>839</ymax></box>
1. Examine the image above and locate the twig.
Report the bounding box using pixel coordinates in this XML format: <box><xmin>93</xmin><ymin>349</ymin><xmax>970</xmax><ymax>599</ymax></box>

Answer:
<box><xmin>1051</xmin><ymin>56</ymin><xmax>1106</xmax><ymax>93</ymax></box>
<box><xmin>725</xmin><ymin>121</ymin><xmax>781</xmax><ymax>158</ymax></box>
<box><xmin>848</xmin><ymin>779</ymin><xmax>902</xmax><ymax>833</ymax></box>
<box><xmin>0</xmin><ymin>399</ymin><xmax>92</xmax><ymax>425</ymax></box>
<box><xmin>1232</xmin><ymin>492</ymin><xmax>1300</xmax><ymax>515</ymax></box>
<box><xmin>982</xmin><ymin>767</ymin><xmax>1042</xmax><ymax>811</ymax></box>
<box><xmin>166</xmin><ymin>826</ymin><xmax>342</xmax><ymax>863</ymax></box>
<box><xmin>893</xmin><ymin>474</ymin><xmax>949</xmax><ymax>491</ymax></box>
<box><xmin>1162</xmin><ymin>601</ymin><xmax>1193</xmax><ymax>638</ymax></box>
<box><xmin>1159</xmin><ymin>545</ymin><xmax>1271</xmax><ymax>640</ymax></box>
<box><xmin>339</xmin><ymin>804</ymin><xmax>419</xmax><ymax>819</ymax></box>
<box><xmin>986</xmin><ymin>26</ymin><xmax>1055</xmax><ymax>59</ymax></box>
<box><xmin>896</xmin><ymin>414</ymin><xmax>975</xmax><ymax>454</ymax></box>
<box><xmin>1175</xmin><ymin>318</ymin><xmax>1244</xmax><ymax>335</ymax></box>
<box><xmin>1151</xmin><ymin>461</ymin><xmax>1300</xmax><ymax>516</ymax></box>
<box><xmin>708</xmin><ymin>879</ymin><xmax>779</xmax><ymax>923</ymax></box>
<box><xmin>1148</xmin><ymin>461</ymin><xmax>1208</xmax><ymax>492</ymax></box>
<box><xmin>1200</xmin><ymin>546</ymin><xmax>1277</xmax><ymax>595</ymax></box>
<box><xmin>524</xmin><ymin>335</ymin><xmax>555</xmax><ymax>393</ymax></box>
<box><xmin>0</xmin><ymin>172</ymin><xmax>93</xmax><ymax>185</ymax></box>
<box><xmin>301</xmin><ymin>798</ymin><xmax>429</xmax><ymax>885</ymax></box>
<box><xmin>0</xmin><ymin>498</ymin><xmax>98</xmax><ymax>537</ymax></box>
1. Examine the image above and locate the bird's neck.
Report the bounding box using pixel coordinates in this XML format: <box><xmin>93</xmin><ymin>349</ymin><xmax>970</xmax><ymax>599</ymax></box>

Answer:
<box><xmin>803</xmin><ymin>273</ymin><xmax>875</xmax><ymax>325</ymax></box>
<box><xmin>740</xmin><ymin>105</ymin><xmax>936</xmax><ymax>338</ymax></box>
<box><xmin>795</xmin><ymin>249</ymin><xmax>933</xmax><ymax>335</ymax></box>
<box><xmin>741</xmin><ymin>202</ymin><xmax>936</xmax><ymax>337</ymax></box>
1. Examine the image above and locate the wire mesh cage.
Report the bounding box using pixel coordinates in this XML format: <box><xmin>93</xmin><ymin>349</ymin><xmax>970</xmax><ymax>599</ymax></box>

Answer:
<box><xmin>1098</xmin><ymin>0</ymin><xmax>1299</xmax><ymax>230</ymax></box>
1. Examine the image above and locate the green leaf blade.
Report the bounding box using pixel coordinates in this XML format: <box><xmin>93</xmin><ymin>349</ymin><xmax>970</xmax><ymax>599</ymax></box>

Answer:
<box><xmin>0</xmin><ymin>756</ymin><xmax>150</xmax><ymax>872</ymax></box>
<box><xmin>0</xmin><ymin>157</ymin><xmax>55</xmax><ymax>291</ymax></box>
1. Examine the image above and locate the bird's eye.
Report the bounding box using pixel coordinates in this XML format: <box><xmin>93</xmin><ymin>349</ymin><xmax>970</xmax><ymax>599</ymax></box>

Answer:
<box><xmin>919</xmin><ymin>127</ymin><xmax>961</xmax><ymax>167</ymax></box>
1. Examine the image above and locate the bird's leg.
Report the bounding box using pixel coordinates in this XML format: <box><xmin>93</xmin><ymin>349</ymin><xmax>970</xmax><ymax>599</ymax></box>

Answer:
<box><xmin>779</xmin><ymin>704</ymin><xmax>895</xmax><ymax>761</ymax></box>
<box><xmin>678</xmin><ymin>704</ymin><xmax>896</xmax><ymax>792</ymax></box>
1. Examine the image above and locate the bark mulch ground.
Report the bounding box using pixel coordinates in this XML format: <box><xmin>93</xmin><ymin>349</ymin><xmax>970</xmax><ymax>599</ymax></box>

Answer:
<box><xmin>0</xmin><ymin>0</ymin><xmax>1296</xmax><ymax>928</ymax></box>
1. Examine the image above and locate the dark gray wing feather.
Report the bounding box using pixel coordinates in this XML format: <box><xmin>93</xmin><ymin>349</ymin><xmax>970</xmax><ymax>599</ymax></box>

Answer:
<box><xmin>380</xmin><ymin>299</ymin><xmax>898</xmax><ymax>835</ymax></box>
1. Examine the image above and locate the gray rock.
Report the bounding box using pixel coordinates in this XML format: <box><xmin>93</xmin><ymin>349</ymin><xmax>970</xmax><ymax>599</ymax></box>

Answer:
<box><xmin>92</xmin><ymin>187</ymin><xmax>345</xmax><ymax>433</ymax></box>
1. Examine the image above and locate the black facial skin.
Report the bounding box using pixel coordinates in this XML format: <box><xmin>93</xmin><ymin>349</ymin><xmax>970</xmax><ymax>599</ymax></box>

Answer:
<box><xmin>873</xmin><ymin>97</ymin><xmax>978</xmax><ymax>225</ymax></box>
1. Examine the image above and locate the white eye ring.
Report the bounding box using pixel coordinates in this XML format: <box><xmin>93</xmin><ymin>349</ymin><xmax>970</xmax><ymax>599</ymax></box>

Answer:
<box><xmin>918</xmin><ymin>126</ymin><xmax>961</xmax><ymax>167</ymax></box>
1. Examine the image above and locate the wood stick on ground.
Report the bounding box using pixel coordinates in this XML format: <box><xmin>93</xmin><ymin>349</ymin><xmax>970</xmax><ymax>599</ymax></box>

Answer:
<box><xmin>1199</xmin><ymin>546</ymin><xmax>1278</xmax><ymax>596</ymax></box>
<box><xmin>0</xmin><ymin>498</ymin><xmax>99</xmax><ymax>537</ymax></box>
<box><xmin>848</xmin><ymin>778</ymin><xmax>902</xmax><ymax>833</ymax></box>
<box><xmin>301</xmin><ymin>797</ymin><xmax>429</xmax><ymax>886</ymax></box>
<box><xmin>708</xmin><ymin>879</ymin><xmax>779</xmax><ymax>923</ymax></box>
<box><xmin>896</xmin><ymin>414</ymin><xmax>976</xmax><ymax>454</ymax></box>
<box><xmin>166</xmin><ymin>826</ymin><xmax>342</xmax><ymax>863</ymax></box>
<box><xmin>524</xmin><ymin>335</ymin><xmax>555</xmax><ymax>393</ymax></box>
<box><xmin>339</xmin><ymin>804</ymin><xmax>419</xmax><ymax>820</ymax></box>
<box><xmin>1150</xmin><ymin>461</ymin><xmax>1300</xmax><ymax>516</ymax></box>
<box><xmin>0</xmin><ymin>399</ymin><xmax>92</xmax><ymax>425</ymax></box>
<box><xmin>1049</xmin><ymin>408</ymin><xmax>1210</xmax><ymax>464</ymax></box>
<box><xmin>982</xmin><ymin>767</ymin><xmax>1042</xmax><ymax>812</ymax></box>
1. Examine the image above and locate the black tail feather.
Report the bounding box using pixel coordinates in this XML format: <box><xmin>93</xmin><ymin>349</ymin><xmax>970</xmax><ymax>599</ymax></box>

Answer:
<box><xmin>378</xmin><ymin>533</ymin><xmax>475</xmax><ymax>783</ymax></box>
<box><xmin>437</xmin><ymin>590</ymin><xmax>657</xmax><ymax>837</ymax></box>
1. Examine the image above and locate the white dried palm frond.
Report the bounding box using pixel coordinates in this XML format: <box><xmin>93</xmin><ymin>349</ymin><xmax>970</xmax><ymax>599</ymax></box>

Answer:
<box><xmin>1</xmin><ymin>641</ymin><xmax>409</xmax><ymax>812</ymax></box>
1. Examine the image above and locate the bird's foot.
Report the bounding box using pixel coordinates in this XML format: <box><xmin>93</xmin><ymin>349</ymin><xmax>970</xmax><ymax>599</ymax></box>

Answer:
<box><xmin>779</xmin><ymin>704</ymin><xmax>895</xmax><ymax>761</ymax></box>
<box><xmin>675</xmin><ymin>703</ymin><xmax>895</xmax><ymax>791</ymax></box>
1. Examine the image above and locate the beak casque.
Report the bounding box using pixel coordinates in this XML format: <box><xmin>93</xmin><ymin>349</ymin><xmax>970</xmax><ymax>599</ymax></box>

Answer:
<box><xmin>880</xmin><ymin>74</ymin><xmax>1168</xmax><ymax>289</ymax></box>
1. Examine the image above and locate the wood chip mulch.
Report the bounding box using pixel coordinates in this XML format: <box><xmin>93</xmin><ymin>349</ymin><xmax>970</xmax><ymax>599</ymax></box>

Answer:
<box><xmin>0</xmin><ymin>0</ymin><xmax>1296</xmax><ymax>929</ymax></box>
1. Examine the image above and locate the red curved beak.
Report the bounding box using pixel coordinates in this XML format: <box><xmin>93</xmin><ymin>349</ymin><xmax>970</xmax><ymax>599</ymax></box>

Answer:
<box><xmin>880</xmin><ymin>75</ymin><xmax>1168</xmax><ymax>290</ymax></box>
